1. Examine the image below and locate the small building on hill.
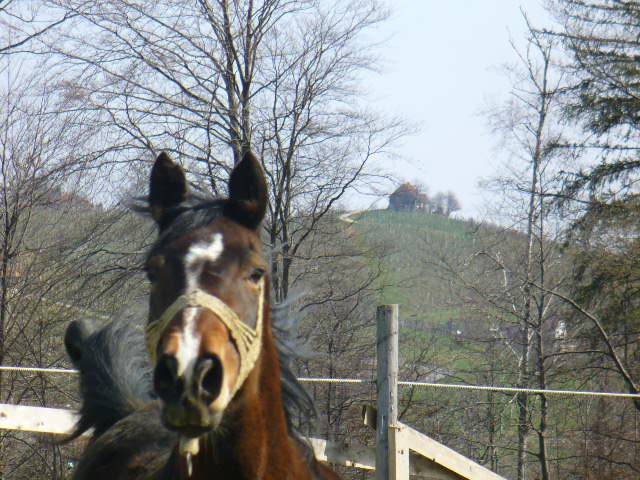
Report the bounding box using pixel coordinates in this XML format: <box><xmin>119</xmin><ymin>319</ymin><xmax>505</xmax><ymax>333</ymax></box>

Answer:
<box><xmin>388</xmin><ymin>183</ymin><xmax>429</xmax><ymax>212</ymax></box>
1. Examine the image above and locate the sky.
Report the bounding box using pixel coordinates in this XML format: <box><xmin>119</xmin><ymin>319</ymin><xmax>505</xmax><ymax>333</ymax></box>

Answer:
<box><xmin>361</xmin><ymin>0</ymin><xmax>550</xmax><ymax>219</ymax></box>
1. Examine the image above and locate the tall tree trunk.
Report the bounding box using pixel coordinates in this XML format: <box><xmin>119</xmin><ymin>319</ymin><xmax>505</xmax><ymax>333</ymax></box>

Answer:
<box><xmin>516</xmin><ymin>329</ymin><xmax>531</xmax><ymax>480</ymax></box>
<box><xmin>487</xmin><ymin>390</ymin><xmax>499</xmax><ymax>472</ymax></box>
<box><xmin>517</xmin><ymin>34</ymin><xmax>552</xmax><ymax>479</ymax></box>
<box><xmin>535</xmin><ymin>325</ymin><xmax>551</xmax><ymax>480</ymax></box>
<box><xmin>281</xmin><ymin>244</ymin><xmax>291</xmax><ymax>301</ymax></box>
<box><xmin>0</xmin><ymin>181</ymin><xmax>12</xmax><ymax>395</ymax></box>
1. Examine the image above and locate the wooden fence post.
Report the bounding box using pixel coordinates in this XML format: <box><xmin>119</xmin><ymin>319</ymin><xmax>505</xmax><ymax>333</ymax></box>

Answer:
<box><xmin>376</xmin><ymin>304</ymin><xmax>400</xmax><ymax>480</ymax></box>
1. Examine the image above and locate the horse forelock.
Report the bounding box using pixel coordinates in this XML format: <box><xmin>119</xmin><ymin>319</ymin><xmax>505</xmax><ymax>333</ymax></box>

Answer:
<box><xmin>148</xmin><ymin>198</ymin><xmax>226</xmax><ymax>254</ymax></box>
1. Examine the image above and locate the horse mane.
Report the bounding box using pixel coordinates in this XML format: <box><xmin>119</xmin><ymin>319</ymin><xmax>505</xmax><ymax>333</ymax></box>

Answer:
<box><xmin>65</xmin><ymin>313</ymin><xmax>155</xmax><ymax>441</ymax></box>
<box><xmin>131</xmin><ymin>193</ymin><xmax>224</xmax><ymax>242</ymax></box>
<box><xmin>271</xmin><ymin>300</ymin><xmax>316</xmax><ymax>460</ymax></box>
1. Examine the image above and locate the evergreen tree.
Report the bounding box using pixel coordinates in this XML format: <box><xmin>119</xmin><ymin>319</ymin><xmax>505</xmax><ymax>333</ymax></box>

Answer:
<box><xmin>548</xmin><ymin>0</ymin><xmax>640</xmax><ymax>399</ymax></box>
<box><xmin>550</xmin><ymin>0</ymin><xmax>640</xmax><ymax>203</ymax></box>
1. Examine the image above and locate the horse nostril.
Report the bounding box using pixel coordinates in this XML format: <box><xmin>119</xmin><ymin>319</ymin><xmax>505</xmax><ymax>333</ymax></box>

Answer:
<box><xmin>154</xmin><ymin>355</ymin><xmax>182</xmax><ymax>403</ymax></box>
<box><xmin>196</xmin><ymin>354</ymin><xmax>223</xmax><ymax>404</ymax></box>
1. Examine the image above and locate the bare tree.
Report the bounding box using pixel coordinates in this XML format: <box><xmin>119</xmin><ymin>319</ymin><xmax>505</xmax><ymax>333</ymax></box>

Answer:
<box><xmin>430</xmin><ymin>191</ymin><xmax>460</xmax><ymax>216</ymax></box>
<box><xmin>0</xmin><ymin>56</ymin><xmax>86</xmax><ymax>479</ymax></box>
<box><xmin>543</xmin><ymin>0</ymin><xmax>640</xmax><ymax>412</ymax></box>
<box><xmin>0</xmin><ymin>1</ymin><xmax>73</xmax><ymax>53</ymax></box>
<box><xmin>2</xmin><ymin>4</ymin><xmax>406</xmax><ymax>477</ymax></box>
<box><xmin>421</xmin><ymin>17</ymin><xmax>569</xmax><ymax>479</ymax></box>
<box><xmin>443</xmin><ymin>191</ymin><xmax>461</xmax><ymax>216</ymax></box>
<box><xmin>7</xmin><ymin>0</ymin><xmax>405</xmax><ymax>305</ymax></box>
<box><xmin>484</xmin><ymin>21</ymin><xmax>567</xmax><ymax>480</ymax></box>
<box><xmin>0</xmin><ymin>51</ymin><xmax>154</xmax><ymax>478</ymax></box>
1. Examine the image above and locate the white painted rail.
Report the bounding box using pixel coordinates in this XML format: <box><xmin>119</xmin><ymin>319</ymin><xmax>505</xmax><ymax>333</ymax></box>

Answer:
<box><xmin>0</xmin><ymin>403</ymin><xmax>368</xmax><ymax>470</ymax></box>
<box><xmin>0</xmin><ymin>403</ymin><xmax>80</xmax><ymax>435</ymax></box>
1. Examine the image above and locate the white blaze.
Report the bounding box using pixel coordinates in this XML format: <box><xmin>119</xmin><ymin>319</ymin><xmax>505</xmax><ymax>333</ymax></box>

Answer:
<box><xmin>176</xmin><ymin>233</ymin><xmax>224</xmax><ymax>378</ymax></box>
<box><xmin>184</xmin><ymin>233</ymin><xmax>224</xmax><ymax>270</ymax></box>
<box><xmin>175</xmin><ymin>307</ymin><xmax>199</xmax><ymax>377</ymax></box>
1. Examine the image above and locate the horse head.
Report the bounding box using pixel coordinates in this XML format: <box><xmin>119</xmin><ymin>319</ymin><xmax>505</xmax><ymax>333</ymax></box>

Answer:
<box><xmin>144</xmin><ymin>151</ymin><xmax>271</xmax><ymax>453</ymax></box>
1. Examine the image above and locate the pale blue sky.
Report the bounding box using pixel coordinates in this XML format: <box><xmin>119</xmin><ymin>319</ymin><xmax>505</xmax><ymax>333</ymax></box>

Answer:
<box><xmin>363</xmin><ymin>0</ymin><xmax>549</xmax><ymax>218</ymax></box>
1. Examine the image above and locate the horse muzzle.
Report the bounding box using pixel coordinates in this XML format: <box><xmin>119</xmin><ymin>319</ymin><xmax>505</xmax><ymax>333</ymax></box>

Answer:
<box><xmin>155</xmin><ymin>353</ymin><xmax>227</xmax><ymax>434</ymax></box>
<box><xmin>147</xmin><ymin>282</ymin><xmax>266</xmax><ymax>437</ymax></box>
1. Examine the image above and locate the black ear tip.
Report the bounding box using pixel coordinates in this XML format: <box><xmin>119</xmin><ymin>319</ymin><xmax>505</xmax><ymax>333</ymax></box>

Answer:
<box><xmin>233</xmin><ymin>150</ymin><xmax>263</xmax><ymax>179</ymax></box>
<box><xmin>229</xmin><ymin>150</ymin><xmax>266</xmax><ymax>192</ymax></box>
<box><xmin>154</xmin><ymin>152</ymin><xmax>173</xmax><ymax>167</ymax></box>
<box><xmin>152</xmin><ymin>152</ymin><xmax>180</xmax><ymax>174</ymax></box>
<box><xmin>241</xmin><ymin>150</ymin><xmax>259</xmax><ymax>164</ymax></box>
<box><xmin>149</xmin><ymin>152</ymin><xmax>188</xmax><ymax>228</ymax></box>
<box><xmin>226</xmin><ymin>150</ymin><xmax>268</xmax><ymax>229</ymax></box>
<box><xmin>156</xmin><ymin>151</ymin><xmax>171</xmax><ymax>162</ymax></box>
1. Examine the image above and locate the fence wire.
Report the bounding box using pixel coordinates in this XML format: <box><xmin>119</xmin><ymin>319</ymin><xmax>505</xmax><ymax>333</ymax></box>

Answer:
<box><xmin>297</xmin><ymin>377</ymin><xmax>640</xmax><ymax>398</ymax></box>
<box><xmin>3</xmin><ymin>366</ymin><xmax>639</xmax><ymax>399</ymax></box>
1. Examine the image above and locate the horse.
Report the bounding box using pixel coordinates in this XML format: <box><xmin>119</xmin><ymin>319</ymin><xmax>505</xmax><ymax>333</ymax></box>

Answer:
<box><xmin>65</xmin><ymin>151</ymin><xmax>340</xmax><ymax>480</ymax></box>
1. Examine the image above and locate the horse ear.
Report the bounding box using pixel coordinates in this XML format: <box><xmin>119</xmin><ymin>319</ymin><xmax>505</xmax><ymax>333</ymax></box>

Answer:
<box><xmin>65</xmin><ymin>320</ymin><xmax>91</xmax><ymax>366</ymax></box>
<box><xmin>224</xmin><ymin>151</ymin><xmax>268</xmax><ymax>230</ymax></box>
<box><xmin>149</xmin><ymin>153</ymin><xmax>187</xmax><ymax>229</ymax></box>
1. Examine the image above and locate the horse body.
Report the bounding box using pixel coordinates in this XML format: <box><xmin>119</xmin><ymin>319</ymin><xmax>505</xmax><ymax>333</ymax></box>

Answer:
<box><xmin>66</xmin><ymin>152</ymin><xmax>339</xmax><ymax>479</ymax></box>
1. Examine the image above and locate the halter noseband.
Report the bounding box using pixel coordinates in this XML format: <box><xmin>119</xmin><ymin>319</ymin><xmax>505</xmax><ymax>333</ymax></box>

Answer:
<box><xmin>145</xmin><ymin>278</ymin><xmax>265</xmax><ymax>401</ymax></box>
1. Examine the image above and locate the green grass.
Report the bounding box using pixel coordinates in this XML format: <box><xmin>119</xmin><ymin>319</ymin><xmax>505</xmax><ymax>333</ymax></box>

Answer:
<box><xmin>355</xmin><ymin>209</ymin><xmax>473</xmax><ymax>239</ymax></box>
<box><xmin>352</xmin><ymin>209</ymin><xmax>479</xmax><ymax>323</ymax></box>
<box><xmin>344</xmin><ymin>209</ymin><xmax>491</xmax><ymax>375</ymax></box>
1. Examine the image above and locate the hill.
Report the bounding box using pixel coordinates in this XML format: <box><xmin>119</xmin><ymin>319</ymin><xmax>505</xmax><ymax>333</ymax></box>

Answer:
<box><xmin>350</xmin><ymin>209</ymin><xmax>481</xmax><ymax>331</ymax></box>
<box><xmin>343</xmin><ymin>209</ymin><xmax>611</xmax><ymax>480</ymax></box>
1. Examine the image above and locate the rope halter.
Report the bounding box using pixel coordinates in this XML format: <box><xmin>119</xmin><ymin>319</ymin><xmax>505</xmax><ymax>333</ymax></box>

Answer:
<box><xmin>145</xmin><ymin>278</ymin><xmax>265</xmax><ymax>401</ymax></box>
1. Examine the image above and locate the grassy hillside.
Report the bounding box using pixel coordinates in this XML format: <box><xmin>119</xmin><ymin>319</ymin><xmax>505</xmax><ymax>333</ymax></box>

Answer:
<box><xmin>351</xmin><ymin>209</ymin><xmax>480</xmax><ymax>329</ymax></box>
<box><xmin>345</xmin><ymin>209</ymin><xmax>604</xmax><ymax>479</ymax></box>
<box><xmin>345</xmin><ymin>211</ymin><xmax>517</xmax><ymax>469</ymax></box>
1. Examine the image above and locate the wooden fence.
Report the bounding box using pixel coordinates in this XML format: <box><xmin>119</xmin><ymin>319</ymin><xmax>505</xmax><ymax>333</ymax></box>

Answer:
<box><xmin>373</xmin><ymin>305</ymin><xmax>506</xmax><ymax>480</ymax></box>
<box><xmin>0</xmin><ymin>304</ymin><xmax>507</xmax><ymax>480</ymax></box>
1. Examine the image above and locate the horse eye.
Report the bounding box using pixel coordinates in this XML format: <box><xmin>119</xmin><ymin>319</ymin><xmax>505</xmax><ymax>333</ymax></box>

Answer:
<box><xmin>248</xmin><ymin>268</ymin><xmax>265</xmax><ymax>284</ymax></box>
